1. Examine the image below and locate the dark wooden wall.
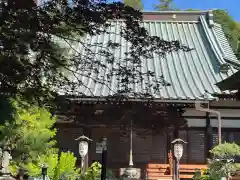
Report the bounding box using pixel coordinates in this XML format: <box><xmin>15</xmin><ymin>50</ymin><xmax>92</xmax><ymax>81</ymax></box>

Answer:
<box><xmin>56</xmin><ymin>124</ymin><xmax>240</xmax><ymax>168</ymax></box>
<box><xmin>55</xmin><ymin>102</ymin><xmax>240</xmax><ymax>176</ymax></box>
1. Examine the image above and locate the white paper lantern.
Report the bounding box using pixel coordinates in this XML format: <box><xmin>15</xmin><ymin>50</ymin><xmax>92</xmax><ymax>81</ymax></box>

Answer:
<box><xmin>174</xmin><ymin>143</ymin><xmax>183</xmax><ymax>161</ymax></box>
<box><xmin>79</xmin><ymin>141</ymin><xmax>88</xmax><ymax>158</ymax></box>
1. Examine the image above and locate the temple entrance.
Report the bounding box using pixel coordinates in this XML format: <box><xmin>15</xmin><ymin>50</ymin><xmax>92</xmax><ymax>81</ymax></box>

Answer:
<box><xmin>89</xmin><ymin>127</ymin><xmax>167</xmax><ymax>165</ymax></box>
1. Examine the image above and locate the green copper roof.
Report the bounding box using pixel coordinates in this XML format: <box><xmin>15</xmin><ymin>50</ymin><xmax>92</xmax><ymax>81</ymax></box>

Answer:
<box><xmin>67</xmin><ymin>12</ymin><xmax>239</xmax><ymax>101</ymax></box>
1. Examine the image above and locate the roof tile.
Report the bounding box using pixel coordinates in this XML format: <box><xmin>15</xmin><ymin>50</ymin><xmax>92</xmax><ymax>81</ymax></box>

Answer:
<box><xmin>64</xmin><ymin>13</ymin><xmax>238</xmax><ymax>100</ymax></box>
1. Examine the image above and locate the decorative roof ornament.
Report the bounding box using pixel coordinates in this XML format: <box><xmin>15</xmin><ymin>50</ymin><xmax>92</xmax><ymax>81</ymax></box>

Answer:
<box><xmin>220</xmin><ymin>63</ymin><xmax>230</xmax><ymax>73</ymax></box>
<box><xmin>208</xmin><ymin>10</ymin><xmax>215</xmax><ymax>28</ymax></box>
<box><xmin>172</xmin><ymin>14</ymin><xmax>176</xmax><ymax>20</ymax></box>
<box><xmin>201</xmin><ymin>91</ymin><xmax>217</xmax><ymax>101</ymax></box>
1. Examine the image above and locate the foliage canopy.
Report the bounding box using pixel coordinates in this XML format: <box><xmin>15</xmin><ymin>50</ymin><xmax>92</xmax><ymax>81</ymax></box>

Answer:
<box><xmin>208</xmin><ymin>143</ymin><xmax>240</xmax><ymax>179</ymax></box>
<box><xmin>123</xmin><ymin>0</ymin><xmax>144</xmax><ymax>10</ymax></box>
<box><xmin>0</xmin><ymin>0</ymin><xmax>190</xmax><ymax>106</ymax></box>
<box><xmin>0</xmin><ymin>97</ymin><xmax>57</xmax><ymax>176</ymax></box>
<box><xmin>24</xmin><ymin>151</ymin><xmax>80</xmax><ymax>180</ymax></box>
<box><xmin>0</xmin><ymin>97</ymin><xmax>83</xmax><ymax>179</ymax></box>
<box><xmin>213</xmin><ymin>10</ymin><xmax>240</xmax><ymax>59</ymax></box>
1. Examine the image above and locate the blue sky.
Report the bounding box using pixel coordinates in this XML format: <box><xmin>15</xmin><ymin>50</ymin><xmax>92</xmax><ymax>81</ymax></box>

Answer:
<box><xmin>144</xmin><ymin>0</ymin><xmax>240</xmax><ymax>21</ymax></box>
<box><xmin>109</xmin><ymin>0</ymin><xmax>240</xmax><ymax>21</ymax></box>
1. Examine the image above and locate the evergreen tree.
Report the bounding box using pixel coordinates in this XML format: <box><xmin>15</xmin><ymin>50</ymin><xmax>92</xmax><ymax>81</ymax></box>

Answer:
<box><xmin>213</xmin><ymin>10</ymin><xmax>240</xmax><ymax>58</ymax></box>
<box><xmin>236</xmin><ymin>41</ymin><xmax>240</xmax><ymax>59</ymax></box>
<box><xmin>0</xmin><ymin>97</ymin><xmax>57</xmax><ymax>175</ymax></box>
<box><xmin>123</xmin><ymin>0</ymin><xmax>143</xmax><ymax>10</ymax></box>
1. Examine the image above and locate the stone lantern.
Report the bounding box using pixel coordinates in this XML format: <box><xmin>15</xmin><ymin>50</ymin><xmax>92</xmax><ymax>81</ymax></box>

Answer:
<box><xmin>171</xmin><ymin>138</ymin><xmax>187</xmax><ymax>180</ymax></box>
<box><xmin>75</xmin><ymin>135</ymin><xmax>92</xmax><ymax>172</ymax></box>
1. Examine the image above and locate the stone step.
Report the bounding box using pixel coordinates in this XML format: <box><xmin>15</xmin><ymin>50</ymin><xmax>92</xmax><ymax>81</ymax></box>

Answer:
<box><xmin>148</xmin><ymin>172</ymin><xmax>168</xmax><ymax>176</ymax></box>
<box><xmin>147</xmin><ymin>164</ymin><xmax>169</xmax><ymax>168</ymax></box>
<box><xmin>148</xmin><ymin>175</ymin><xmax>173</xmax><ymax>180</ymax></box>
<box><xmin>146</xmin><ymin>168</ymin><xmax>168</xmax><ymax>173</ymax></box>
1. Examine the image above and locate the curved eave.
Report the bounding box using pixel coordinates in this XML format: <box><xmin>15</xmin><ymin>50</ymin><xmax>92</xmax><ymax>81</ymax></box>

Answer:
<box><xmin>216</xmin><ymin>70</ymin><xmax>240</xmax><ymax>91</ymax></box>
<box><xmin>66</xmin><ymin>97</ymin><xmax>216</xmax><ymax>104</ymax></box>
<box><xmin>213</xmin><ymin>23</ymin><xmax>240</xmax><ymax>68</ymax></box>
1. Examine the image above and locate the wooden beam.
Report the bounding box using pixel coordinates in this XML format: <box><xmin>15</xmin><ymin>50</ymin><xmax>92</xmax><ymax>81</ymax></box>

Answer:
<box><xmin>205</xmin><ymin>112</ymin><xmax>213</xmax><ymax>160</ymax></box>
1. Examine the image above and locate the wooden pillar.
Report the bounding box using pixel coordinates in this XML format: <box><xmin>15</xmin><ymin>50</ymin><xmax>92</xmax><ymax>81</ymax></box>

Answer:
<box><xmin>101</xmin><ymin>138</ymin><xmax>107</xmax><ymax>180</ymax></box>
<box><xmin>83</xmin><ymin>127</ymin><xmax>92</xmax><ymax>171</ymax></box>
<box><xmin>166</xmin><ymin>133</ymin><xmax>172</xmax><ymax>163</ymax></box>
<box><xmin>205</xmin><ymin>112</ymin><xmax>213</xmax><ymax>160</ymax></box>
<box><xmin>186</xmin><ymin>129</ymin><xmax>189</xmax><ymax>164</ymax></box>
<box><xmin>170</xmin><ymin>106</ymin><xmax>184</xmax><ymax>180</ymax></box>
<box><xmin>173</xmin><ymin>127</ymin><xmax>179</xmax><ymax>139</ymax></box>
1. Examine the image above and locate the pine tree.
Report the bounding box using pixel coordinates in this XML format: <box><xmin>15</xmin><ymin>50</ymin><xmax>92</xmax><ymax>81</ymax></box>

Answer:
<box><xmin>123</xmin><ymin>0</ymin><xmax>143</xmax><ymax>10</ymax></box>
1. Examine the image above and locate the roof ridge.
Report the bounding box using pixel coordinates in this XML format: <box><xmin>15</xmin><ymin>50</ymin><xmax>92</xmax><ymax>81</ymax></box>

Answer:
<box><xmin>109</xmin><ymin>19</ymin><xmax>199</xmax><ymax>23</ymax></box>
<box><xmin>142</xmin><ymin>10</ymin><xmax>210</xmax><ymax>14</ymax></box>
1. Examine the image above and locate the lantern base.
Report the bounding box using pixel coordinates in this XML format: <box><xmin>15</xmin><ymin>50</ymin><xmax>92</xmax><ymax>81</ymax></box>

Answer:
<box><xmin>0</xmin><ymin>175</ymin><xmax>16</xmax><ymax>180</ymax></box>
<box><xmin>120</xmin><ymin>167</ymin><xmax>141</xmax><ymax>180</ymax></box>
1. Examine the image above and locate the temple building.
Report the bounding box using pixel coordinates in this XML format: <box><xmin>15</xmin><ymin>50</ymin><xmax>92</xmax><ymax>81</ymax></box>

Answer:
<box><xmin>55</xmin><ymin>11</ymin><xmax>240</xmax><ymax>178</ymax></box>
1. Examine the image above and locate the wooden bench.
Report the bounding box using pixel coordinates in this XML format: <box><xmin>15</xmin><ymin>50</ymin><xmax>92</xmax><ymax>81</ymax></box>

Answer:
<box><xmin>146</xmin><ymin>151</ymin><xmax>173</xmax><ymax>180</ymax></box>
